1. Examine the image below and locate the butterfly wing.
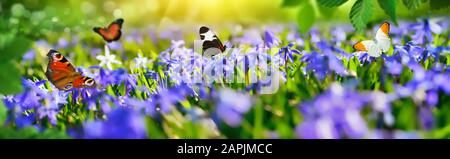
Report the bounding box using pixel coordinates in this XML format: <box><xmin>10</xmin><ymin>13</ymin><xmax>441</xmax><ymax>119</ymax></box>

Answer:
<box><xmin>375</xmin><ymin>22</ymin><xmax>391</xmax><ymax>52</ymax></box>
<box><xmin>106</xmin><ymin>18</ymin><xmax>123</xmax><ymax>42</ymax></box>
<box><xmin>199</xmin><ymin>26</ymin><xmax>226</xmax><ymax>56</ymax></box>
<box><xmin>353</xmin><ymin>40</ymin><xmax>382</xmax><ymax>57</ymax></box>
<box><xmin>73</xmin><ymin>76</ymin><xmax>96</xmax><ymax>88</ymax></box>
<box><xmin>353</xmin><ymin>22</ymin><xmax>390</xmax><ymax>57</ymax></box>
<box><xmin>48</xmin><ymin>71</ymin><xmax>82</xmax><ymax>90</ymax></box>
<box><xmin>93</xmin><ymin>18</ymin><xmax>124</xmax><ymax>42</ymax></box>
<box><xmin>45</xmin><ymin>50</ymin><xmax>96</xmax><ymax>90</ymax></box>
<box><xmin>93</xmin><ymin>28</ymin><xmax>109</xmax><ymax>41</ymax></box>
<box><xmin>46</xmin><ymin>49</ymin><xmax>75</xmax><ymax>71</ymax></box>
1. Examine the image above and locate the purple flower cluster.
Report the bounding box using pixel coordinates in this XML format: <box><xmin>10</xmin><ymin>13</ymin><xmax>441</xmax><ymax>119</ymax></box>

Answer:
<box><xmin>215</xmin><ymin>88</ymin><xmax>252</xmax><ymax>127</ymax></box>
<box><xmin>2</xmin><ymin>79</ymin><xmax>64</xmax><ymax>127</ymax></box>
<box><xmin>82</xmin><ymin>107</ymin><xmax>147</xmax><ymax>139</ymax></box>
<box><xmin>296</xmin><ymin>83</ymin><xmax>372</xmax><ymax>139</ymax></box>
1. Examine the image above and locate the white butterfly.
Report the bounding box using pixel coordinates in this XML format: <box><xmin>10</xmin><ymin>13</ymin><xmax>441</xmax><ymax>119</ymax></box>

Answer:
<box><xmin>353</xmin><ymin>22</ymin><xmax>391</xmax><ymax>57</ymax></box>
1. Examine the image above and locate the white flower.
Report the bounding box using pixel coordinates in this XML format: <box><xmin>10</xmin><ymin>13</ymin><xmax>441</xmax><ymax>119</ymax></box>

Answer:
<box><xmin>134</xmin><ymin>53</ymin><xmax>151</xmax><ymax>69</ymax></box>
<box><xmin>96</xmin><ymin>45</ymin><xmax>122</xmax><ymax>70</ymax></box>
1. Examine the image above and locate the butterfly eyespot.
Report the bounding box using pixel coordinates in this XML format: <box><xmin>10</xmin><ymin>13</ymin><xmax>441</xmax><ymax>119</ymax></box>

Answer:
<box><xmin>54</xmin><ymin>53</ymin><xmax>63</xmax><ymax>61</ymax></box>
<box><xmin>64</xmin><ymin>83</ymin><xmax>73</xmax><ymax>90</ymax></box>
<box><xmin>84</xmin><ymin>79</ymin><xmax>95</xmax><ymax>86</ymax></box>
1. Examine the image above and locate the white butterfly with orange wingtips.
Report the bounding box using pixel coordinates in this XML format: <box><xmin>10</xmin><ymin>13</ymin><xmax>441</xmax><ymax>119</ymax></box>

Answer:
<box><xmin>353</xmin><ymin>22</ymin><xmax>391</xmax><ymax>57</ymax></box>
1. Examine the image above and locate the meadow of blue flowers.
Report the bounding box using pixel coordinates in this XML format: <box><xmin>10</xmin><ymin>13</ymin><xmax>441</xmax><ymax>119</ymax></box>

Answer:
<box><xmin>1</xmin><ymin>18</ymin><xmax>449</xmax><ymax>139</ymax></box>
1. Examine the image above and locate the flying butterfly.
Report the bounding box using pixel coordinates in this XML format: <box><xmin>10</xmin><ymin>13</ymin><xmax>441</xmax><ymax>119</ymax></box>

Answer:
<box><xmin>93</xmin><ymin>18</ymin><xmax>124</xmax><ymax>43</ymax></box>
<box><xmin>45</xmin><ymin>50</ymin><xmax>96</xmax><ymax>90</ymax></box>
<box><xmin>199</xmin><ymin>26</ymin><xmax>226</xmax><ymax>57</ymax></box>
<box><xmin>353</xmin><ymin>22</ymin><xmax>391</xmax><ymax>57</ymax></box>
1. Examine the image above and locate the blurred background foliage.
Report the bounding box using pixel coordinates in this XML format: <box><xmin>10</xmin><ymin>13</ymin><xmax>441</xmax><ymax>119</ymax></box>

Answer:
<box><xmin>1</xmin><ymin>0</ymin><xmax>448</xmax><ymax>35</ymax></box>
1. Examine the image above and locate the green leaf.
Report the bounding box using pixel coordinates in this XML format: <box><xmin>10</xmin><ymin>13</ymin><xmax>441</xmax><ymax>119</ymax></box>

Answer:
<box><xmin>349</xmin><ymin>0</ymin><xmax>374</xmax><ymax>32</ymax></box>
<box><xmin>378</xmin><ymin>0</ymin><xmax>397</xmax><ymax>25</ymax></box>
<box><xmin>281</xmin><ymin>0</ymin><xmax>304</xmax><ymax>7</ymax></box>
<box><xmin>0</xmin><ymin>35</ymin><xmax>32</xmax><ymax>63</ymax></box>
<box><xmin>317</xmin><ymin>0</ymin><xmax>348</xmax><ymax>7</ymax></box>
<box><xmin>0</xmin><ymin>101</ymin><xmax>6</xmax><ymax>124</ymax></box>
<box><xmin>429</xmin><ymin>0</ymin><xmax>450</xmax><ymax>10</ymax></box>
<box><xmin>0</xmin><ymin>61</ymin><xmax>23</xmax><ymax>94</ymax></box>
<box><xmin>402</xmin><ymin>0</ymin><xmax>422</xmax><ymax>10</ymax></box>
<box><xmin>318</xmin><ymin>3</ymin><xmax>336</xmax><ymax>18</ymax></box>
<box><xmin>297</xmin><ymin>2</ymin><xmax>316</xmax><ymax>34</ymax></box>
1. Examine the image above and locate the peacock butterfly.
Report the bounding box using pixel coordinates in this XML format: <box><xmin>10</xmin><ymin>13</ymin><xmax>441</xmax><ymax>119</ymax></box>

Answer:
<box><xmin>45</xmin><ymin>49</ymin><xmax>96</xmax><ymax>90</ymax></box>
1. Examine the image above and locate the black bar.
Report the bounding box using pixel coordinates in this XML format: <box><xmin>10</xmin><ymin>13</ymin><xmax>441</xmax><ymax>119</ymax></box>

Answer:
<box><xmin>0</xmin><ymin>139</ymin><xmax>449</xmax><ymax>158</ymax></box>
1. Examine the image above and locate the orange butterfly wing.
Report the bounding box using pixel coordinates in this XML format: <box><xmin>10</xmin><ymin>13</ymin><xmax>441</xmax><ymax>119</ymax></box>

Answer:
<box><xmin>45</xmin><ymin>50</ymin><xmax>96</xmax><ymax>90</ymax></box>
<box><xmin>353</xmin><ymin>41</ymin><xmax>367</xmax><ymax>51</ymax></box>
<box><xmin>73</xmin><ymin>76</ymin><xmax>96</xmax><ymax>88</ymax></box>
<box><xmin>107</xmin><ymin>23</ymin><xmax>121</xmax><ymax>39</ymax></box>
<box><xmin>93</xmin><ymin>18</ymin><xmax>123</xmax><ymax>42</ymax></box>
<box><xmin>379</xmin><ymin>22</ymin><xmax>390</xmax><ymax>36</ymax></box>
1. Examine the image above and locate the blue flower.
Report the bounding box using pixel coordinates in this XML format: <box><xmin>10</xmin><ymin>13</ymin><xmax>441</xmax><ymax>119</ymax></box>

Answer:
<box><xmin>98</xmin><ymin>68</ymin><xmax>128</xmax><ymax>86</ymax></box>
<box><xmin>368</xmin><ymin>130</ymin><xmax>422</xmax><ymax>139</ymax></box>
<box><xmin>236</xmin><ymin>29</ymin><xmax>264</xmax><ymax>46</ymax></box>
<box><xmin>90</xmin><ymin>47</ymin><xmax>102</xmax><ymax>57</ymax></box>
<box><xmin>106</xmin><ymin>41</ymin><xmax>123</xmax><ymax>51</ymax></box>
<box><xmin>159</xmin><ymin>27</ymin><xmax>183</xmax><ymax>40</ymax></box>
<box><xmin>14</xmin><ymin>113</ymin><xmax>36</xmax><ymax>128</ymax></box>
<box><xmin>330</xmin><ymin>27</ymin><xmax>347</xmax><ymax>44</ymax></box>
<box><xmin>37</xmin><ymin>90</ymin><xmax>67</xmax><ymax>125</ymax></box>
<box><xmin>301</xmin><ymin>50</ymin><xmax>348</xmax><ymax>80</ymax></box>
<box><xmin>215</xmin><ymin>88</ymin><xmax>252</xmax><ymax>127</ymax></box>
<box><xmin>390</xmin><ymin>21</ymin><xmax>410</xmax><ymax>42</ymax></box>
<box><xmin>296</xmin><ymin>117</ymin><xmax>339</xmax><ymax>139</ymax></box>
<box><xmin>309</xmin><ymin>28</ymin><xmax>321</xmax><ymax>43</ymax></box>
<box><xmin>57</xmin><ymin>38</ymin><xmax>69</xmax><ymax>48</ymax></box>
<box><xmin>296</xmin><ymin>83</ymin><xmax>372</xmax><ymax>139</ymax></box>
<box><xmin>82</xmin><ymin>107</ymin><xmax>147</xmax><ymax>139</ymax></box>
<box><xmin>384</xmin><ymin>57</ymin><xmax>403</xmax><ymax>75</ymax></box>
<box><xmin>22</xmin><ymin>50</ymin><xmax>35</xmax><ymax>62</ymax></box>
<box><xmin>301</xmin><ymin>51</ymin><xmax>328</xmax><ymax>79</ymax></box>
<box><xmin>278</xmin><ymin>42</ymin><xmax>301</xmax><ymax>63</ymax></box>
<box><xmin>125</xmin><ymin>97</ymin><xmax>154</xmax><ymax>115</ymax></box>
<box><xmin>433</xmin><ymin>74</ymin><xmax>450</xmax><ymax>94</ymax></box>
<box><xmin>146</xmin><ymin>84</ymin><xmax>193</xmax><ymax>116</ymax></box>
<box><xmin>2</xmin><ymin>95</ymin><xmax>15</xmax><ymax>110</ymax></box>
<box><xmin>419</xmin><ymin>107</ymin><xmax>434</xmax><ymax>131</ymax></box>
<box><xmin>16</xmin><ymin>79</ymin><xmax>48</xmax><ymax>110</ymax></box>
<box><xmin>37</xmin><ymin>103</ymin><xmax>59</xmax><ymax>125</ymax></box>
<box><xmin>425</xmin><ymin>90</ymin><xmax>438</xmax><ymax>106</ymax></box>
<box><xmin>354</xmin><ymin>52</ymin><xmax>376</xmax><ymax>64</ymax></box>
<box><xmin>425</xmin><ymin>45</ymin><xmax>450</xmax><ymax>62</ymax></box>
<box><xmin>170</xmin><ymin>40</ymin><xmax>185</xmax><ymax>49</ymax></box>
<box><xmin>125</xmin><ymin>29</ymin><xmax>144</xmax><ymax>44</ymax></box>
<box><xmin>410</xmin><ymin>18</ymin><xmax>446</xmax><ymax>44</ymax></box>
<box><xmin>286</xmin><ymin>26</ymin><xmax>304</xmax><ymax>47</ymax></box>
<box><xmin>264</xmin><ymin>30</ymin><xmax>280</xmax><ymax>48</ymax></box>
